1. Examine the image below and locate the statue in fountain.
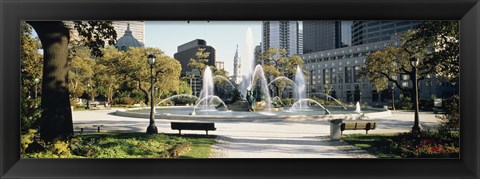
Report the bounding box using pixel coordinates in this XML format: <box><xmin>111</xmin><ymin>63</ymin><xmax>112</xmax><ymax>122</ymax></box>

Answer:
<box><xmin>246</xmin><ymin>90</ymin><xmax>255</xmax><ymax>111</ymax></box>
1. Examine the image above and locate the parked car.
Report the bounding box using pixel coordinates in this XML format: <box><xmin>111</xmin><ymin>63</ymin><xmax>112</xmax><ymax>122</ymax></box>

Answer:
<box><xmin>89</xmin><ymin>101</ymin><xmax>100</xmax><ymax>107</ymax></box>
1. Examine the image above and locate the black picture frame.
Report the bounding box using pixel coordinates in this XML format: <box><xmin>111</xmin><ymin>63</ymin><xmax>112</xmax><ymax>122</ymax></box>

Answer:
<box><xmin>1</xmin><ymin>0</ymin><xmax>479</xmax><ymax>178</ymax></box>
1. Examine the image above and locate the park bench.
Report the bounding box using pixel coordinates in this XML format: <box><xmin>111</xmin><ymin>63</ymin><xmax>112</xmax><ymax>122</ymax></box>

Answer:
<box><xmin>171</xmin><ymin>122</ymin><xmax>216</xmax><ymax>135</ymax></box>
<box><xmin>74</xmin><ymin>124</ymin><xmax>104</xmax><ymax>135</ymax></box>
<box><xmin>340</xmin><ymin>122</ymin><xmax>376</xmax><ymax>136</ymax></box>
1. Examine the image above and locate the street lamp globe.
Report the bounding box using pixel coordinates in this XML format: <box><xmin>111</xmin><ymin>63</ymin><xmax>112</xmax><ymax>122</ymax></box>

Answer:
<box><xmin>410</xmin><ymin>57</ymin><xmax>419</xmax><ymax>67</ymax></box>
<box><xmin>147</xmin><ymin>54</ymin><xmax>156</xmax><ymax>66</ymax></box>
<box><xmin>34</xmin><ymin>78</ymin><xmax>40</xmax><ymax>83</ymax></box>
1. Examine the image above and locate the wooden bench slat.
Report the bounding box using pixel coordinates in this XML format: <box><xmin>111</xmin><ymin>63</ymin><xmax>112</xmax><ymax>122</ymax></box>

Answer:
<box><xmin>340</xmin><ymin>122</ymin><xmax>376</xmax><ymax>136</ymax></box>
<box><xmin>171</xmin><ymin>122</ymin><xmax>216</xmax><ymax>135</ymax></box>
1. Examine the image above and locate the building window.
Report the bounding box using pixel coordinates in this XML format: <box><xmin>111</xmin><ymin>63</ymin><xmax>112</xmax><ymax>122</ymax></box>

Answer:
<box><xmin>354</xmin><ymin>66</ymin><xmax>361</xmax><ymax>82</ymax></box>
<box><xmin>345</xmin><ymin>67</ymin><xmax>353</xmax><ymax>83</ymax></box>
<box><xmin>425</xmin><ymin>80</ymin><xmax>431</xmax><ymax>87</ymax></box>
<box><xmin>331</xmin><ymin>68</ymin><xmax>336</xmax><ymax>84</ymax></box>
<box><xmin>402</xmin><ymin>74</ymin><xmax>410</xmax><ymax>80</ymax></box>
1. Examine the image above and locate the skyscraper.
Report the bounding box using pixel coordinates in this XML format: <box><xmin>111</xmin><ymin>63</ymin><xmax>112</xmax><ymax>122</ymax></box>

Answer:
<box><xmin>302</xmin><ymin>21</ymin><xmax>352</xmax><ymax>54</ymax></box>
<box><xmin>262</xmin><ymin>21</ymin><xmax>299</xmax><ymax>56</ymax></box>
<box><xmin>351</xmin><ymin>21</ymin><xmax>419</xmax><ymax>45</ymax></box>
<box><xmin>174</xmin><ymin>39</ymin><xmax>216</xmax><ymax>76</ymax></box>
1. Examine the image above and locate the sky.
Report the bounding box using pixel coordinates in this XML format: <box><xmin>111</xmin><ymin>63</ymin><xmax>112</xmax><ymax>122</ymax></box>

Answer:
<box><xmin>144</xmin><ymin>21</ymin><xmax>262</xmax><ymax>76</ymax></box>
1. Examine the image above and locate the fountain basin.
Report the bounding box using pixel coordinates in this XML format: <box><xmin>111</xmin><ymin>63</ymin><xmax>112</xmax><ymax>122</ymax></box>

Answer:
<box><xmin>114</xmin><ymin>106</ymin><xmax>391</xmax><ymax>122</ymax></box>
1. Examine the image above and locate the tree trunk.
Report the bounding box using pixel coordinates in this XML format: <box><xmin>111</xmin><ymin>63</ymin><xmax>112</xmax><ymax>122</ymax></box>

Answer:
<box><xmin>140</xmin><ymin>85</ymin><xmax>150</xmax><ymax>105</ymax></box>
<box><xmin>28</xmin><ymin>21</ymin><xmax>73</xmax><ymax>142</ymax></box>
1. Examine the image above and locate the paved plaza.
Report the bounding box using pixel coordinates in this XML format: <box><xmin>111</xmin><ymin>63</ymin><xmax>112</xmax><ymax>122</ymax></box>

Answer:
<box><xmin>72</xmin><ymin>108</ymin><xmax>441</xmax><ymax>158</ymax></box>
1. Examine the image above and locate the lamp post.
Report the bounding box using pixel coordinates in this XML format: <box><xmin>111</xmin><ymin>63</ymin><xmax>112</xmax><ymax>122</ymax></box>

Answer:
<box><xmin>86</xmin><ymin>84</ymin><xmax>91</xmax><ymax>109</ymax></box>
<box><xmin>410</xmin><ymin>57</ymin><xmax>422</xmax><ymax>133</ymax></box>
<box><xmin>34</xmin><ymin>78</ymin><xmax>40</xmax><ymax>99</ymax></box>
<box><xmin>391</xmin><ymin>85</ymin><xmax>395</xmax><ymax>110</ymax></box>
<box><xmin>146</xmin><ymin>54</ymin><xmax>158</xmax><ymax>134</ymax></box>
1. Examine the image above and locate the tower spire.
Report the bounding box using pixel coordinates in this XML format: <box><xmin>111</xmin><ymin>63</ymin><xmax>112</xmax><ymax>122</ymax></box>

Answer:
<box><xmin>234</xmin><ymin>44</ymin><xmax>239</xmax><ymax>58</ymax></box>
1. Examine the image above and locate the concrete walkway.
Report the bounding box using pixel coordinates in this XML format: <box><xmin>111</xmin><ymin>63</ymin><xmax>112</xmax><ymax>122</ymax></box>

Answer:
<box><xmin>72</xmin><ymin>108</ymin><xmax>441</xmax><ymax>158</ymax></box>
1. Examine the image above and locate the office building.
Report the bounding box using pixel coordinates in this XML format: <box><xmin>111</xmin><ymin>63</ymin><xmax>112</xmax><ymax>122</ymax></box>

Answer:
<box><xmin>300</xmin><ymin>38</ymin><xmax>455</xmax><ymax>105</ymax></box>
<box><xmin>351</xmin><ymin>21</ymin><xmax>420</xmax><ymax>45</ymax></box>
<box><xmin>262</xmin><ymin>21</ymin><xmax>300</xmax><ymax>56</ymax></box>
<box><xmin>174</xmin><ymin>39</ymin><xmax>216</xmax><ymax>76</ymax></box>
<box><xmin>302</xmin><ymin>21</ymin><xmax>352</xmax><ymax>54</ymax></box>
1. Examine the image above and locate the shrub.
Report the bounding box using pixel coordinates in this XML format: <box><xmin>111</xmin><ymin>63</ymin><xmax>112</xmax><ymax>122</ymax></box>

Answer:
<box><xmin>20</xmin><ymin>98</ymin><xmax>41</xmax><ymax>133</ymax></box>
<box><xmin>389</xmin><ymin>130</ymin><xmax>459</xmax><ymax>158</ymax></box>
<box><xmin>437</xmin><ymin>95</ymin><xmax>459</xmax><ymax>131</ymax></box>
<box><xmin>114</xmin><ymin>97</ymin><xmax>136</xmax><ymax>105</ymax></box>
<box><xmin>172</xmin><ymin>97</ymin><xmax>197</xmax><ymax>105</ymax></box>
<box><xmin>419</xmin><ymin>95</ymin><xmax>435</xmax><ymax>111</ymax></box>
<box><xmin>396</xmin><ymin>96</ymin><xmax>413</xmax><ymax>110</ymax></box>
<box><xmin>21</xmin><ymin>129</ymin><xmax>37</xmax><ymax>154</ymax></box>
<box><xmin>23</xmin><ymin>139</ymin><xmax>73</xmax><ymax>158</ymax></box>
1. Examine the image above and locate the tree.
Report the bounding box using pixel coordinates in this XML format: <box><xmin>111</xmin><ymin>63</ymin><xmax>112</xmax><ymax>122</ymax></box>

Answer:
<box><xmin>187</xmin><ymin>48</ymin><xmax>210</xmax><ymax>77</ymax></box>
<box><xmin>116</xmin><ymin>47</ymin><xmax>182</xmax><ymax>104</ymax></box>
<box><xmin>21</xmin><ymin>23</ymin><xmax>43</xmax><ymax>96</ymax></box>
<box><xmin>20</xmin><ymin>22</ymin><xmax>43</xmax><ymax>134</ymax></box>
<box><xmin>177</xmin><ymin>80</ymin><xmax>192</xmax><ymax>95</ymax></box>
<box><xmin>68</xmin><ymin>47</ymin><xmax>95</xmax><ymax>99</ymax></box>
<box><xmin>411</xmin><ymin>21</ymin><xmax>459</xmax><ymax>83</ymax></box>
<box><xmin>211</xmin><ymin>66</ymin><xmax>229</xmax><ymax>77</ymax></box>
<box><xmin>26</xmin><ymin>21</ymin><xmax>116</xmax><ymax>142</ymax></box>
<box><xmin>361</xmin><ymin>30</ymin><xmax>434</xmax><ymax>110</ymax></box>
<box><xmin>257</xmin><ymin>48</ymin><xmax>304</xmax><ymax>97</ymax></box>
<box><xmin>95</xmin><ymin>46</ymin><xmax>123</xmax><ymax>102</ymax></box>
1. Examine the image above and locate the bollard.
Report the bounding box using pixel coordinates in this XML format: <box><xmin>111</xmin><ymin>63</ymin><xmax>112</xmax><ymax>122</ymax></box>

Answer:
<box><xmin>330</xmin><ymin>119</ymin><xmax>343</xmax><ymax>140</ymax></box>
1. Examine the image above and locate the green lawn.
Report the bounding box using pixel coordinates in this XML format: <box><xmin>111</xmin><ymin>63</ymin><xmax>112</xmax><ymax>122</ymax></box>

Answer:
<box><xmin>342</xmin><ymin>131</ymin><xmax>459</xmax><ymax>158</ymax></box>
<box><xmin>342</xmin><ymin>133</ymin><xmax>401</xmax><ymax>158</ymax></box>
<box><xmin>23</xmin><ymin>133</ymin><xmax>216</xmax><ymax>158</ymax></box>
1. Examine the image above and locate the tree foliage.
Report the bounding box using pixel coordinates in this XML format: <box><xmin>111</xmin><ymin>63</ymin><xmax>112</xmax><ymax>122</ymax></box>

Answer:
<box><xmin>361</xmin><ymin>21</ymin><xmax>459</xmax><ymax>115</ymax></box>
<box><xmin>361</xmin><ymin>30</ymin><xmax>433</xmax><ymax>93</ymax></box>
<box><xmin>68</xmin><ymin>47</ymin><xmax>95</xmax><ymax>99</ymax></box>
<box><xmin>113</xmin><ymin>47</ymin><xmax>182</xmax><ymax>103</ymax></box>
<box><xmin>71</xmin><ymin>21</ymin><xmax>117</xmax><ymax>57</ymax></box>
<box><xmin>257</xmin><ymin>48</ymin><xmax>304</xmax><ymax>97</ymax></box>
<box><xmin>21</xmin><ymin>23</ymin><xmax>43</xmax><ymax>97</ymax></box>
<box><xmin>187</xmin><ymin>48</ymin><xmax>210</xmax><ymax>76</ymax></box>
<box><xmin>411</xmin><ymin>21</ymin><xmax>459</xmax><ymax>83</ymax></box>
<box><xmin>20</xmin><ymin>22</ymin><xmax>43</xmax><ymax>134</ymax></box>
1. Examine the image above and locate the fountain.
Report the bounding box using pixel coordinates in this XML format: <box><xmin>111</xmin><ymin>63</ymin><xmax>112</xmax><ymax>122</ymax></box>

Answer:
<box><xmin>290</xmin><ymin>98</ymin><xmax>331</xmax><ymax>115</ymax></box>
<box><xmin>267</xmin><ymin>76</ymin><xmax>297</xmax><ymax>88</ymax></box>
<box><xmin>198</xmin><ymin>66</ymin><xmax>215</xmax><ymax>110</ymax></box>
<box><xmin>213</xmin><ymin>75</ymin><xmax>236</xmax><ymax>89</ymax></box>
<box><xmin>156</xmin><ymin>94</ymin><xmax>199</xmax><ymax>106</ymax></box>
<box><xmin>293</xmin><ymin>66</ymin><xmax>307</xmax><ymax>109</ymax></box>
<box><xmin>355</xmin><ymin>102</ymin><xmax>362</xmax><ymax>113</ymax></box>
<box><xmin>114</xmin><ymin>28</ymin><xmax>392</xmax><ymax>122</ymax></box>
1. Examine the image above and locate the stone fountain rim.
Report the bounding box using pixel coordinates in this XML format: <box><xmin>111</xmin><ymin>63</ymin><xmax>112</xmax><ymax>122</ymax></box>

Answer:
<box><xmin>113</xmin><ymin>106</ymin><xmax>392</xmax><ymax>122</ymax></box>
